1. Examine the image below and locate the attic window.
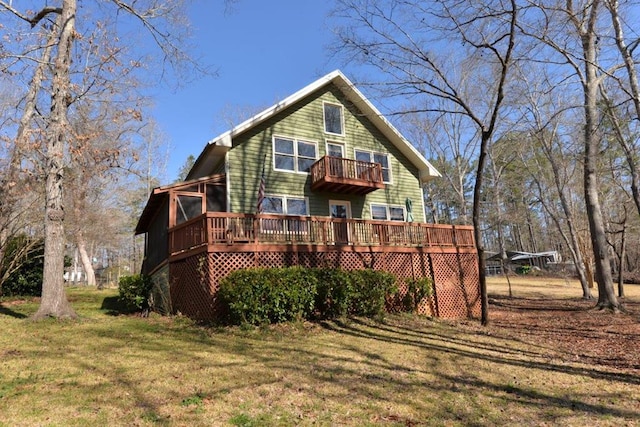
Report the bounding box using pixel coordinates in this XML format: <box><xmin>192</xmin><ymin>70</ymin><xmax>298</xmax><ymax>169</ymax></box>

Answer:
<box><xmin>324</xmin><ymin>103</ymin><xmax>344</xmax><ymax>135</ymax></box>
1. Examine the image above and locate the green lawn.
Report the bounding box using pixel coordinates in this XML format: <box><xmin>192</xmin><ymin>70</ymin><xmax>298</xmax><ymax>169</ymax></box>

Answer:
<box><xmin>1</xmin><ymin>284</ymin><xmax>639</xmax><ymax>426</ymax></box>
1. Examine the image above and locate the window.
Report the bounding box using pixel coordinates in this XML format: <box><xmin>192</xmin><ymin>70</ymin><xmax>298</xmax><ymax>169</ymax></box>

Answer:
<box><xmin>371</xmin><ymin>204</ymin><xmax>405</xmax><ymax>221</ymax></box>
<box><xmin>262</xmin><ymin>196</ymin><xmax>284</xmax><ymax>214</ymax></box>
<box><xmin>262</xmin><ymin>195</ymin><xmax>309</xmax><ymax>234</ymax></box>
<box><xmin>324</xmin><ymin>103</ymin><xmax>344</xmax><ymax>135</ymax></box>
<box><xmin>326</xmin><ymin>142</ymin><xmax>346</xmax><ymax>177</ymax></box>
<box><xmin>355</xmin><ymin>149</ymin><xmax>392</xmax><ymax>183</ymax></box>
<box><xmin>326</xmin><ymin>142</ymin><xmax>344</xmax><ymax>158</ymax></box>
<box><xmin>262</xmin><ymin>195</ymin><xmax>308</xmax><ymax>215</ymax></box>
<box><xmin>274</xmin><ymin>137</ymin><xmax>317</xmax><ymax>173</ymax></box>
<box><xmin>176</xmin><ymin>195</ymin><xmax>203</xmax><ymax>225</ymax></box>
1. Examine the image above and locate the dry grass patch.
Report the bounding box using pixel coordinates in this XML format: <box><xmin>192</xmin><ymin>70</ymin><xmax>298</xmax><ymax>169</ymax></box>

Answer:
<box><xmin>0</xmin><ymin>284</ymin><xmax>639</xmax><ymax>426</ymax></box>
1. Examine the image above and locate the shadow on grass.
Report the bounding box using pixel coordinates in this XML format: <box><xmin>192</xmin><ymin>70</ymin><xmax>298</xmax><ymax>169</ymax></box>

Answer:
<box><xmin>488</xmin><ymin>294</ymin><xmax>592</xmax><ymax>311</ymax></box>
<box><xmin>314</xmin><ymin>316</ymin><xmax>640</xmax><ymax>422</ymax></box>
<box><xmin>0</xmin><ymin>304</ymin><xmax>28</xmax><ymax>319</ymax></box>
<box><xmin>100</xmin><ymin>296</ymin><xmax>136</xmax><ymax>316</ymax></box>
<box><xmin>21</xmin><ymin>300</ymin><xmax>638</xmax><ymax>426</ymax></box>
<box><xmin>320</xmin><ymin>316</ymin><xmax>640</xmax><ymax>386</ymax></box>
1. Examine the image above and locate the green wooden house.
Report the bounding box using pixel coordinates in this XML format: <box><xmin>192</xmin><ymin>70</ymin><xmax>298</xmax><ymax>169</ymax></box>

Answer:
<box><xmin>135</xmin><ymin>70</ymin><xmax>480</xmax><ymax>321</ymax></box>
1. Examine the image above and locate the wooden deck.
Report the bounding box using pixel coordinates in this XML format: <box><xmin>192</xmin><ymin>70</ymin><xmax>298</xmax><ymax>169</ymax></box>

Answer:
<box><xmin>310</xmin><ymin>156</ymin><xmax>385</xmax><ymax>195</ymax></box>
<box><xmin>169</xmin><ymin>212</ymin><xmax>475</xmax><ymax>256</ymax></box>
<box><xmin>159</xmin><ymin>213</ymin><xmax>480</xmax><ymax>321</ymax></box>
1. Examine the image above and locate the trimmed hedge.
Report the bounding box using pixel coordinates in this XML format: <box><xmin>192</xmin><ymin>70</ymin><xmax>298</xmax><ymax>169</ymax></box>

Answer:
<box><xmin>218</xmin><ymin>266</ymin><xmax>399</xmax><ymax>325</ymax></box>
<box><xmin>347</xmin><ymin>269</ymin><xmax>397</xmax><ymax>317</ymax></box>
<box><xmin>313</xmin><ymin>267</ymin><xmax>352</xmax><ymax>319</ymax></box>
<box><xmin>218</xmin><ymin>267</ymin><xmax>318</xmax><ymax>325</ymax></box>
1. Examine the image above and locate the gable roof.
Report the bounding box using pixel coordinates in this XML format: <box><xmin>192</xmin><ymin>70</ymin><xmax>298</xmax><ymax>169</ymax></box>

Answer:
<box><xmin>187</xmin><ymin>70</ymin><xmax>440</xmax><ymax>183</ymax></box>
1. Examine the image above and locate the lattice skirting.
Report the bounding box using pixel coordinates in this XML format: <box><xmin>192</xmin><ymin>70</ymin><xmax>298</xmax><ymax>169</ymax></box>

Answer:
<box><xmin>168</xmin><ymin>249</ymin><xmax>480</xmax><ymax>321</ymax></box>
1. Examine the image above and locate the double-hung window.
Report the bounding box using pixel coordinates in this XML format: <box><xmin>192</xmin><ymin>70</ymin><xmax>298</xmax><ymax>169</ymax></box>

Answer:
<box><xmin>323</xmin><ymin>102</ymin><xmax>344</xmax><ymax>136</ymax></box>
<box><xmin>274</xmin><ymin>137</ymin><xmax>317</xmax><ymax>173</ymax></box>
<box><xmin>371</xmin><ymin>204</ymin><xmax>405</xmax><ymax>221</ymax></box>
<box><xmin>355</xmin><ymin>149</ymin><xmax>392</xmax><ymax>183</ymax></box>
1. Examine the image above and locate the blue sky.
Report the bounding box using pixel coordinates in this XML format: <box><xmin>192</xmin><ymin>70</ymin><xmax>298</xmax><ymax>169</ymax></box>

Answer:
<box><xmin>152</xmin><ymin>1</ymin><xmax>347</xmax><ymax>181</ymax></box>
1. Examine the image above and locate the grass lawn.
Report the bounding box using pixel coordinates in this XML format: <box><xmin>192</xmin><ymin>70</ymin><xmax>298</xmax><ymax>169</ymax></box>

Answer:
<box><xmin>1</xmin><ymin>279</ymin><xmax>639</xmax><ymax>426</ymax></box>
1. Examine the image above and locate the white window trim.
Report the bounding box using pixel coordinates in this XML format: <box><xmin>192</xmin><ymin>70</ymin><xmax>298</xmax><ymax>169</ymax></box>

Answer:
<box><xmin>325</xmin><ymin>140</ymin><xmax>345</xmax><ymax>158</ymax></box>
<box><xmin>323</xmin><ymin>101</ymin><xmax>345</xmax><ymax>137</ymax></box>
<box><xmin>261</xmin><ymin>194</ymin><xmax>310</xmax><ymax>235</ymax></box>
<box><xmin>272</xmin><ymin>135</ymin><xmax>318</xmax><ymax>175</ymax></box>
<box><xmin>370</xmin><ymin>203</ymin><xmax>405</xmax><ymax>221</ymax></box>
<box><xmin>329</xmin><ymin>199</ymin><xmax>352</xmax><ymax>218</ymax></box>
<box><xmin>354</xmin><ymin>149</ymin><xmax>393</xmax><ymax>184</ymax></box>
<box><xmin>262</xmin><ymin>194</ymin><xmax>310</xmax><ymax>216</ymax></box>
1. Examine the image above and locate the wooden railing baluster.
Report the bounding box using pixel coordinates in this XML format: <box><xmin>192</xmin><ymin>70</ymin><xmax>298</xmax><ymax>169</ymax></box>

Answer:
<box><xmin>168</xmin><ymin>212</ymin><xmax>475</xmax><ymax>255</ymax></box>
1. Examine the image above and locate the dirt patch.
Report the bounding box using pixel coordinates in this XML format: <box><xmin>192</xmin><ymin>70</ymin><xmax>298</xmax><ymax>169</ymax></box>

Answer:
<box><xmin>483</xmin><ymin>295</ymin><xmax>640</xmax><ymax>374</ymax></box>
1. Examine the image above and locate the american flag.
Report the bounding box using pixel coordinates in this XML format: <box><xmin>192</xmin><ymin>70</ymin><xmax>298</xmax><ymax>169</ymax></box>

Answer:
<box><xmin>256</xmin><ymin>165</ymin><xmax>266</xmax><ymax>214</ymax></box>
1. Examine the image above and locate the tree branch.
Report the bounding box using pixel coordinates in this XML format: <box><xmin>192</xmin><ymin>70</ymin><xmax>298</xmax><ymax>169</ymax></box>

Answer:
<box><xmin>0</xmin><ymin>2</ymin><xmax>61</xmax><ymax>27</ymax></box>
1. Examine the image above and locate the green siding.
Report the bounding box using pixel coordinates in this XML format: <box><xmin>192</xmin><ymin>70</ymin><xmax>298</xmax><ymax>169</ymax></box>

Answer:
<box><xmin>227</xmin><ymin>83</ymin><xmax>425</xmax><ymax>222</ymax></box>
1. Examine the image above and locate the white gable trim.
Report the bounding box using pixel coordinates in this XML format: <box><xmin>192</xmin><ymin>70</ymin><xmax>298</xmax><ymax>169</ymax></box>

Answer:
<box><xmin>201</xmin><ymin>70</ymin><xmax>440</xmax><ymax>184</ymax></box>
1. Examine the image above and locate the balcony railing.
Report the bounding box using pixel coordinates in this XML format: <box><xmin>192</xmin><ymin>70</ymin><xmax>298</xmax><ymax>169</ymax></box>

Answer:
<box><xmin>169</xmin><ymin>212</ymin><xmax>475</xmax><ymax>255</ymax></box>
<box><xmin>310</xmin><ymin>156</ymin><xmax>385</xmax><ymax>195</ymax></box>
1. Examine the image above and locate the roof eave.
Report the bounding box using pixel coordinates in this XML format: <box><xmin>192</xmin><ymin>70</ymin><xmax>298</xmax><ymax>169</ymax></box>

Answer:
<box><xmin>192</xmin><ymin>69</ymin><xmax>441</xmax><ymax>182</ymax></box>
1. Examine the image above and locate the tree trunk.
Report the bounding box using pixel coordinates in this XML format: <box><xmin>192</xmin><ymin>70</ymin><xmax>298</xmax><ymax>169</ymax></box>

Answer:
<box><xmin>474</xmin><ymin>132</ymin><xmax>491</xmax><ymax>325</ymax></box>
<box><xmin>76</xmin><ymin>231</ymin><xmax>96</xmax><ymax>287</ymax></box>
<box><xmin>552</xmin><ymin>170</ymin><xmax>592</xmax><ymax>299</ymax></box>
<box><xmin>32</xmin><ymin>1</ymin><xmax>78</xmax><ymax>320</ymax></box>
<box><xmin>617</xmin><ymin>223</ymin><xmax>626</xmax><ymax>298</ymax></box>
<box><xmin>492</xmin><ymin>169</ymin><xmax>512</xmax><ymax>297</ymax></box>
<box><xmin>580</xmin><ymin>6</ymin><xmax>620</xmax><ymax>312</ymax></box>
<box><xmin>528</xmin><ymin>148</ymin><xmax>592</xmax><ymax>299</ymax></box>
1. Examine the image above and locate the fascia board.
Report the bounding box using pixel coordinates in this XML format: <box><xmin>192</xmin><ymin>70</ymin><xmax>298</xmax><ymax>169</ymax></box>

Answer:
<box><xmin>199</xmin><ymin>70</ymin><xmax>441</xmax><ymax>184</ymax></box>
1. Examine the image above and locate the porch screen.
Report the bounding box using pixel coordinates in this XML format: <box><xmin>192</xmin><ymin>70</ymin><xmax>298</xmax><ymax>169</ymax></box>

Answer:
<box><xmin>176</xmin><ymin>195</ymin><xmax>202</xmax><ymax>224</ymax></box>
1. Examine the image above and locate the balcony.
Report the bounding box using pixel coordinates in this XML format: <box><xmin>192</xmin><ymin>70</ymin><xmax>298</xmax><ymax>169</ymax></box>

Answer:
<box><xmin>168</xmin><ymin>212</ymin><xmax>475</xmax><ymax>256</ymax></box>
<box><xmin>310</xmin><ymin>156</ymin><xmax>385</xmax><ymax>195</ymax></box>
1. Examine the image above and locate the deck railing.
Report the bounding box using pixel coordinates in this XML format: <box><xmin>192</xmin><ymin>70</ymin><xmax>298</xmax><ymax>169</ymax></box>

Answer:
<box><xmin>169</xmin><ymin>212</ymin><xmax>475</xmax><ymax>255</ymax></box>
<box><xmin>310</xmin><ymin>156</ymin><xmax>385</xmax><ymax>194</ymax></box>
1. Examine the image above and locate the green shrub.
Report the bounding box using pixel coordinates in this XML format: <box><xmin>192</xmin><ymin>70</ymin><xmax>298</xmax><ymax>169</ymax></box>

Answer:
<box><xmin>312</xmin><ymin>267</ymin><xmax>352</xmax><ymax>319</ymax></box>
<box><xmin>401</xmin><ymin>277</ymin><xmax>433</xmax><ymax>312</ymax></box>
<box><xmin>347</xmin><ymin>269</ymin><xmax>397</xmax><ymax>317</ymax></box>
<box><xmin>1</xmin><ymin>236</ymin><xmax>45</xmax><ymax>297</ymax></box>
<box><xmin>118</xmin><ymin>274</ymin><xmax>153</xmax><ymax>313</ymax></box>
<box><xmin>219</xmin><ymin>267</ymin><xmax>400</xmax><ymax>325</ymax></box>
<box><xmin>219</xmin><ymin>267</ymin><xmax>318</xmax><ymax>325</ymax></box>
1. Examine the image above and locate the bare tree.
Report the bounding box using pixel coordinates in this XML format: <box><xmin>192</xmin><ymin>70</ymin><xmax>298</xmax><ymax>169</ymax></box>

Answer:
<box><xmin>333</xmin><ymin>0</ymin><xmax>519</xmax><ymax>324</ymax></box>
<box><xmin>514</xmin><ymin>69</ymin><xmax>593</xmax><ymax>298</ymax></box>
<box><xmin>566</xmin><ymin>0</ymin><xmax>619</xmax><ymax>310</ymax></box>
<box><xmin>36</xmin><ymin>1</ymin><xmax>78</xmax><ymax>319</ymax></box>
<box><xmin>65</xmin><ymin>101</ymin><xmax>142</xmax><ymax>287</ymax></box>
<box><xmin>404</xmin><ymin>109</ymin><xmax>477</xmax><ymax>225</ymax></box>
<box><xmin>485</xmin><ymin>134</ymin><xmax>523</xmax><ymax>296</ymax></box>
<box><xmin>520</xmin><ymin>0</ymin><xmax>620</xmax><ymax>310</ymax></box>
<box><xmin>0</xmin><ymin>17</ymin><xmax>55</xmax><ymax>291</ymax></box>
<box><xmin>605</xmin><ymin>0</ymin><xmax>640</xmax><ymax>216</ymax></box>
<box><xmin>0</xmin><ymin>0</ymin><xmax>203</xmax><ymax>319</ymax></box>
